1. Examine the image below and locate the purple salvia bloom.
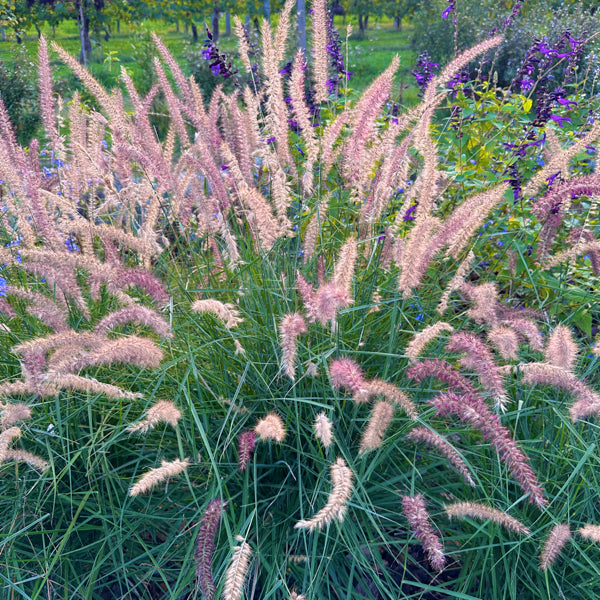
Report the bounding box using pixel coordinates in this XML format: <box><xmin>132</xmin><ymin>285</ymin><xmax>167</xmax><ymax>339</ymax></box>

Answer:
<box><xmin>195</xmin><ymin>499</ymin><xmax>224</xmax><ymax>600</ymax></box>
<box><xmin>550</xmin><ymin>115</ymin><xmax>571</xmax><ymax>127</ymax></box>
<box><xmin>441</xmin><ymin>0</ymin><xmax>455</xmax><ymax>19</ymax></box>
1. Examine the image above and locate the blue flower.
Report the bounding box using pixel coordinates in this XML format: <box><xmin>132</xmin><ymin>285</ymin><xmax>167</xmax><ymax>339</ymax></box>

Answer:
<box><xmin>0</xmin><ymin>277</ymin><xmax>7</xmax><ymax>297</ymax></box>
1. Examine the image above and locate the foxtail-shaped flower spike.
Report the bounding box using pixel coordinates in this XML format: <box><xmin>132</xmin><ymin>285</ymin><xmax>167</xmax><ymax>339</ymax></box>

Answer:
<box><xmin>254</xmin><ymin>413</ymin><xmax>286</xmax><ymax>443</ymax></box>
<box><xmin>408</xmin><ymin>427</ymin><xmax>475</xmax><ymax>486</ymax></box>
<box><xmin>402</xmin><ymin>493</ymin><xmax>446</xmax><ymax>571</ymax></box>
<box><xmin>191</xmin><ymin>299</ymin><xmax>243</xmax><ymax>329</ymax></box>
<box><xmin>445</xmin><ymin>501</ymin><xmax>530</xmax><ymax>535</ymax></box>
<box><xmin>314</xmin><ymin>412</ymin><xmax>334</xmax><ymax>448</ymax></box>
<box><xmin>539</xmin><ymin>524</ymin><xmax>571</xmax><ymax>571</ymax></box>
<box><xmin>195</xmin><ymin>499</ymin><xmax>224</xmax><ymax>600</ymax></box>
<box><xmin>359</xmin><ymin>401</ymin><xmax>395</xmax><ymax>453</ymax></box>
<box><xmin>329</xmin><ymin>358</ymin><xmax>370</xmax><ymax>401</ymax></box>
<box><xmin>544</xmin><ymin>325</ymin><xmax>578</xmax><ymax>372</ymax></box>
<box><xmin>405</xmin><ymin>322</ymin><xmax>454</xmax><ymax>363</ymax></box>
<box><xmin>223</xmin><ymin>536</ymin><xmax>252</xmax><ymax>600</ymax></box>
<box><xmin>432</xmin><ymin>391</ymin><xmax>546</xmax><ymax>508</ymax></box>
<box><xmin>128</xmin><ymin>400</ymin><xmax>181</xmax><ymax>434</ymax></box>
<box><xmin>446</xmin><ymin>332</ymin><xmax>509</xmax><ymax>412</ymax></box>
<box><xmin>578</xmin><ymin>524</ymin><xmax>600</xmax><ymax>543</ymax></box>
<box><xmin>279</xmin><ymin>313</ymin><xmax>308</xmax><ymax>379</ymax></box>
<box><xmin>295</xmin><ymin>457</ymin><xmax>353</xmax><ymax>532</ymax></box>
<box><xmin>237</xmin><ymin>430</ymin><xmax>256</xmax><ymax>471</ymax></box>
<box><xmin>129</xmin><ymin>458</ymin><xmax>189</xmax><ymax>496</ymax></box>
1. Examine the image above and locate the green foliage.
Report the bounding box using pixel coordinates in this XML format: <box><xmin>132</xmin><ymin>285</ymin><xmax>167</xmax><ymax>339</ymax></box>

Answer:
<box><xmin>0</xmin><ymin>44</ymin><xmax>40</xmax><ymax>144</ymax></box>
<box><xmin>1</xmin><ymin>10</ymin><xmax>600</xmax><ymax>600</ymax></box>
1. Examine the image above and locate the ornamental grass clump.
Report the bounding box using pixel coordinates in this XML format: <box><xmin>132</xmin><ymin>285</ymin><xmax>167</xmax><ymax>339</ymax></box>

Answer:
<box><xmin>1</xmin><ymin>1</ymin><xmax>600</xmax><ymax>597</ymax></box>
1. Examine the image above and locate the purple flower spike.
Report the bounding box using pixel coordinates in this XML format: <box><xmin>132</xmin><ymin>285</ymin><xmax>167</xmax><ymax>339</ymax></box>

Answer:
<box><xmin>195</xmin><ymin>499</ymin><xmax>225</xmax><ymax>600</ymax></box>
<box><xmin>550</xmin><ymin>115</ymin><xmax>571</xmax><ymax>127</ymax></box>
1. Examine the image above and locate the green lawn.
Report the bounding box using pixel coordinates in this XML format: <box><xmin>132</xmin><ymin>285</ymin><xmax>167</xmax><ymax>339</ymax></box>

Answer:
<box><xmin>0</xmin><ymin>15</ymin><xmax>418</xmax><ymax>106</ymax></box>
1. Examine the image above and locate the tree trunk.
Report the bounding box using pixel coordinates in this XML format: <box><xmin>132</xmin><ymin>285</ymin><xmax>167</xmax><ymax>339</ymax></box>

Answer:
<box><xmin>297</xmin><ymin>0</ymin><xmax>306</xmax><ymax>51</ymax></box>
<box><xmin>175</xmin><ymin>19</ymin><xmax>179</xmax><ymax>33</ymax></box>
<box><xmin>76</xmin><ymin>0</ymin><xmax>92</xmax><ymax>65</ymax></box>
<box><xmin>358</xmin><ymin>13</ymin><xmax>364</xmax><ymax>31</ymax></box>
<box><xmin>211</xmin><ymin>7</ymin><xmax>219</xmax><ymax>42</ymax></box>
<box><xmin>225</xmin><ymin>12</ymin><xmax>231</xmax><ymax>36</ymax></box>
<box><xmin>191</xmin><ymin>22</ymin><xmax>198</xmax><ymax>42</ymax></box>
<box><xmin>364</xmin><ymin>14</ymin><xmax>369</xmax><ymax>29</ymax></box>
<box><xmin>117</xmin><ymin>20</ymin><xmax>120</xmax><ymax>33</ymax></box>
<box><xmin>394</xmin><ymin>16</ymin><xmax>402</xmax><ymax>29</ymax></box>
<box><xmin>184</xmin><ymin>21</ymin><xmax>189</xmax><ymax>34</ymax></box>
<box><xmin>35</xmin><ymin>24</ymin><xmax>42</xmax><ymax>38</ymax></box>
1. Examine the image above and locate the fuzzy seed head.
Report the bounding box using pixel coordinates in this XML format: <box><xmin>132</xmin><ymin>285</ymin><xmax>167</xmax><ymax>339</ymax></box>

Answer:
<box><xmin>402</xmin><ymin>493</ymin><xmax>446</xmax><ymax>571</ymax></box>
<box><xmin>540</xmin><ymin>524</ymin><xmax>571</xmax><ymax>571</ymax></box>
<box><xmin>314</xmin><ymin>412</ymin><xmax>334</xmax><ymax>447</ymax></box>
<box><xmin>254</xmin><ymin>413</ymin><xmax>286</xmax><ymax>443</ymax></box>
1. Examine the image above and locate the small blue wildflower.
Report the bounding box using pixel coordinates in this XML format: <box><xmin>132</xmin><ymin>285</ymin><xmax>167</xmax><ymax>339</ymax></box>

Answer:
<box><xmin>0</xmin><ymin>277</ymin><xmax>7</xmax><ymax>297</ymax></box>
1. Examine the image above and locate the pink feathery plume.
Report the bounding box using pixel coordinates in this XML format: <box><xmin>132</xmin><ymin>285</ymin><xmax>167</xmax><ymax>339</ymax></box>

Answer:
<box><xmin>312</xmin><ymin>283</ymin><xmax>352</xmax><ymax>325</ymax></box>
<box><xmin>487</xmin><ymin>327</ymin><xmax>520</xmax><ymax>361</ymax></box>
<box><xmin>107</xmin><ymin>267</ymin><xmax>170</xmax><ymax>306</ymax></box>
<box><xmin>296</xmin><ymin>272</ymin><xmax>316</xmax><ymax>318</ymax></box>
<box><xmin>279</xmin><ymin>313</ymin><xmax>308</xmax><ymax>379</ymax></box>
<box><xmin>446</xmin><ymin>332</ymin><xmax>509</xmax><ymax>412</ymax></box>
<box><xmin>568</xmin><ymin>228</ymin><xmax>600</xmax><ymax>274</ymax></box>
<box><xmin>95</xmin><ymin>306</ymin><xmax>172</xmax><ymax>338</ymax></box>
<box><xmin>408</xmin><ymin>426</ymin><xmax>475</xmax><ymax>486</ymax></box>
<box><xmin>544</xmin><ymin>324</ymin><xmax>578</xmax><ymax>372</ymax></box>
<box><xmin>500</xmin><ymin>316</ymin><xmax>544</xmax><ymax>352</ymax></box>
<box><xmin>9</xmin><ymin>288</ymin><xmax>68</xmax><ymax>332</ymax></box>
<box><xmin>38</xmin><ymin>35</ymin><xmax>59</xmax><ymax>150</ymax></box>
<box><xmin>196</xmin><ymin>499</ymin><xmax>225</xmax><ymax>600</ymax></box>
<box><xmin>539</xmin><ymin>523</ymin><xmax>571</xmax><ymax>571</ymax></box>
<box><xmin>431</xmin><ymin>391</ymin><xmax>546</xmax><ymax>508</ymax></box>
<box><xmin>407</xmin><ymin>359</ymin><xmax>479</xmax><ymax>398</ymax></box>
<box><xmin>402</xmin><ymin>493</ymin><xmax>446</xmax><ymax>571</ymax></box>
<box><xmin>329</xmin><ymin>358</ymin><xmax>370</xmax><ymax>401</ymax></box>
<box><xmin>459</xmin><ymin>282</ymin><xmax>499</xmax><ymax>327</ymax></box>
<box><xmin>237</xmin><ymin>430</ymin><xmax>256</xmax><ymax>472</ymax></box>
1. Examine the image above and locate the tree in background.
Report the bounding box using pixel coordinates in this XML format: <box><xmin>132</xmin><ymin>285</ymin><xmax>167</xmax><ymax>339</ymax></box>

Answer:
<box><xmin>382</xmin><ymin>0</ymin><xmax>418</xmax><ymax>29</ymax></box>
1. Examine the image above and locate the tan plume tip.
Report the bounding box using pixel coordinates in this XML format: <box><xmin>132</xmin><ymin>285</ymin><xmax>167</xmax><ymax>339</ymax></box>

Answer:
<box><xmin>295</xmin><ymin>457</ymin><xmax>354</xmax><ymax>532</ymax></box>
<box><xmin>0</xmin><ymin>426</ymin><xmax>21</xmax><ymax>462</ymax></box>
<box><xmin>405</xmin><ymin>322</ymin><xmax>454</xmax><ymax>363</ymax></box>
<box><xmin>129</xmin><ymin>458</ymin><xmax>189</xmax><ymax>496</ymax></box>
<box><xmin>3</xmin><ymin>449</ymin><xmax>49</xmax><ymax>471</ymax></box>
<box><xmin>444</xmin><ymin>501</ymin><xmax>530</xmax><ymax>535</ymax></box>
<box><xmin>332</xmin><ymin>237</ymin><xmax>358</xmax><ymax>297</ymax></box>
<box><xmin>254</xmin><ymin>413</ymin><xmax>286</xmax><ymax>443</ymax></box>
<box><xmin>128</xmin><ymin>400</ymin><xmax>182</xmax><ymax>434</ymax></box>
<box><xmin>366</xmin><ymin>379</ymin><xmax>418</xmax><ymax>420</ymax></box>
<box><xmin>1</xmin><ymin>403</ymin><xmax>32</xmax><ymax>430</ymax></box>
<box><xmin>487</xmin><ymin>327</ymin><xmax>520</xmax><ymax>361</ymax></box>
<box><xmin>223</xmin><ymin>536</ymin><xmax>252</xmax><ymax>600</ymax></box>
<box><xmin>191</xmin><ymin>299</ymin><xmax>243</xmax><ymax>329</ymax></box>
<box><xmin>314</xmin><ymin>412</ymin><xmax>334</xmax><ymax>447</ymax></box>
<box><xmin>279</xmin><ymin>313</ymin><xmax>308</xmax><ymax>379</ymax></box>
<box><xmin>359</xmin><ymin>401</ymin><xmax>395</xmax><ymax>454</ymax></box>
<box><xmin>578</xmin><ymin>524</ymin><xmax>600</xmax><ymax>543</ymax></box>
<box><xmin>544</xmin><ymin>324</ymin><xmax>578</xmax><ymax>372</ymax></box>
<box><xmin>539</xmin><ymin>524</ymin><xmax>571</xmax><ymax>571</ymax></box>
<box><xmin>289</xmin><ymin>590</ymin><xmax>306</xmax><ymax>600</ymax></box>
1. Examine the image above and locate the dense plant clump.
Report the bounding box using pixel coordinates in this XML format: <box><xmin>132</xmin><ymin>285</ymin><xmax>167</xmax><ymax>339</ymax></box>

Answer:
<box><xmin>1</xmin><ymin>1</ymin><xmax>600</xmax><ymax>598</ymax></box>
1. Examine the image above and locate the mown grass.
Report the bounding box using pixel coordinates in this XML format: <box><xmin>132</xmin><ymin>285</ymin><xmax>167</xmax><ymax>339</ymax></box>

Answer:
<box><xmin>0</xmin><ymin>15</ymin><xmax>417</xmax><ymax>101</ymax></box>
